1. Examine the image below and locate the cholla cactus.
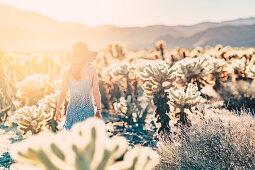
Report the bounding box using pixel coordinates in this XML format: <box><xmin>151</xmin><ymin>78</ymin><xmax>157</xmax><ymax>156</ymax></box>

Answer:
<box><xmin>110</xmin><ymin>62</ymin><xmax>138</xmax><ymax>102</ymax></box>
<box><xmin>175</xmin><ymin>56</ymin><xmax>212</xmax><ymax>90</ymax></box>
<box><xmin>114</xmin><ymin>43</ymin><xmax>126</xmax><ymax>59</ymax></box>
<box><xmin>139</xmin><ymin>61</ymin><xmax>177</xmax><ymax>97</ymax></box>
<box><xmin>100</xmin><ymin>65</ymin><xmax>121</xmax><ymax>111</ymax></box>
<box><xmin>113</xmin><ymin>95</ymin><xmax>149</xmax><ymax>127</ymax></box>
<box><xmin>246</xmin><ymin>65</ymin><xmax>255</xmax><ymax>80</ymax></box>
<box><xmin>16</xmin><ymin>74</ymin><xmax>55</xmax><ymax>106</ymax></box>
<box><xmin>38</xmin><ymin>92</ymin><xmax>62</xmax><ymax>132</ymax></box>
<box><xmin>139</xmin><ymin>61</ymin><xmax>177</xmax><ymax>136</ymax></box>
<box><xmin>156</xmin><ymin>40</ymin><xmax>166</xmax><ymax>60</ymax></box>
<box><xmin>208</xmin><ymin>58</ymin><xmax>229</xmax><ymax>91</ymax></box>
<box><xmin>107</xmin><ymin>43</ymin><xmax>126</xmax><ymax>60</ymax></box>
<box><xmin>10</xmin><ymin>118</ymin><xmax>159</xmax><ymax>170</ymax></box>
<box><xmin>231</xmin><ymin>58</ymin><xmax>251</xmax><ymax>81</ymax></box>
<box><xmin>110</xmin><ymin>62</ymin><xmax>136</xmax><ymax>80</ymax></box>
<box><xmin>168</xmin><ymin>83</ymin><xmax>202</xmax><ymax>127</ymax></box>
<box><xmin>0</xmin><ymin>89</ymin><xmax>11</xmax><ymax>123</ymax></box>
<box><xmin>12</xmin><ymin>105</ymin><xmax>51</xmax><ymax>135</ymax></box>
<box><xmin>113</xmin><ymin>96</ymin><xmax>135</xmax><ymax>125</ymax></box>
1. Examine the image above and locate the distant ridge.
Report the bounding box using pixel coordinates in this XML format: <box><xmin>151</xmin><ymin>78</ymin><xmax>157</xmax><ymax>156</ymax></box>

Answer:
<box><xmin>0</xmin><ymin>3</ymin><xmax>255</xmax><ymax>50</ymax></box>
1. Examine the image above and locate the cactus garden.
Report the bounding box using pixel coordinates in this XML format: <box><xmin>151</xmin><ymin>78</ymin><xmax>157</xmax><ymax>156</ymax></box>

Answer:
<box><xmin>1</xmin><ymin>44</ymin><xmax>255</xmax><ymax>169</ymax></box>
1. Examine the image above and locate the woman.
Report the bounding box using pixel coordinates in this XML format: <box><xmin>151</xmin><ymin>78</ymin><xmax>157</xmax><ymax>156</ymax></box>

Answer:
<box><xmin>55</xmin><ymin>42</ymin><xmax>102</xmax><ymax>130</ymax></box>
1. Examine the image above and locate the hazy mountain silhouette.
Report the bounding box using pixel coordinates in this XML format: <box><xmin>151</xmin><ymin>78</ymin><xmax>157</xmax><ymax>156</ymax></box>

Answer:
<box><xmin>0</xmin><ymin>3</ymin><xmax>255</xmax><ymax>50</ymax></box>
<box><xmin>160</xmin><ymin>24</ymin><xmax>255</xmax><ymax>48</ymax></box>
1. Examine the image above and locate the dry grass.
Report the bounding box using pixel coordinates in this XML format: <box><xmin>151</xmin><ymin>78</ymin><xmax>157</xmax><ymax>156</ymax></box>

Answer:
<box><xmin>157</xmin><ymin>109</ymin><xmax>255</xmax><ymax>169</ymax></box>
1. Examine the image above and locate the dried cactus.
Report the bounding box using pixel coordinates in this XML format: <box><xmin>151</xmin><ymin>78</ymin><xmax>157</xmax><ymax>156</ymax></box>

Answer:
<box><xmin>16</xmin><ymin>74</ymin><xmax>55</xmax><ymax>106</ymax></box>
<box><xmin>10</xmin><ymin>118</ymin><xmax>159</xmax><ymax>170</ymax></box>
<box><xmin>174</xmin><ymin>56</ymin><xmax>212</xmax><ymax>91</ymax></box>
<box><xmin>139</xmin><ymin>61</ymin><xmax>177</xmax><ymax>136</ymax></box>
<box><xmin>12</xmin><ymin>105</ymin><xmax>51</xmax><ymax>135</ymax></box>
<box><xmin>168</xmin><ymin>83</ymin><xmax>202</xmax><ymax>127</ymax></box>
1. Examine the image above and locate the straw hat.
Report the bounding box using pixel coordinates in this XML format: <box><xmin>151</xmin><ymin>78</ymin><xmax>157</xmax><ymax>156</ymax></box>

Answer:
<box><xmin>65</xmin><ymin>42</ymin><xmax>97</xmax><ymax>63</ymax></box>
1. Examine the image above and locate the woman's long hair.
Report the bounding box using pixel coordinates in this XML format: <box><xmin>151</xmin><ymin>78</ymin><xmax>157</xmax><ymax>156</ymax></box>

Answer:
<box><xmin>69</xmin><ymin>62</ymin><xmax>85</xmax><ymax>80</ymax></box>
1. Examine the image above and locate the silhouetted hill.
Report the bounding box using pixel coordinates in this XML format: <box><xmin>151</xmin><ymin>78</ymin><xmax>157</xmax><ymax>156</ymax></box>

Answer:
<box><xmin>0</xmin><ymin>3</ymin><xmax>255</xmax><ymax>50</ymax></box>
<box><xmin>160</xmin><ymin>24</ymin><xmax>255</xmax><ymax>48</ymax></box>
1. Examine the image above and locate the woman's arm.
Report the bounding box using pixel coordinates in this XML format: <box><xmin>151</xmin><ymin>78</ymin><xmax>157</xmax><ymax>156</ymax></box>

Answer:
<box><xmin>92</xmin><ymin>67</ymin><xmax>102</xmax><ymax>118</ymax></box>
<box><xmin>56</xmin><ymin>70</ymin><xmax>68</xmax><ymax>122</ymax></box>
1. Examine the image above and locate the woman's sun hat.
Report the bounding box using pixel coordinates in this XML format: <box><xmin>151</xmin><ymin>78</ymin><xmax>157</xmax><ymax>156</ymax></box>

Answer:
<box><xmin>65</xmin><ymin>42</ymin><xmax>97</xmax><ymax>63</ymax></box>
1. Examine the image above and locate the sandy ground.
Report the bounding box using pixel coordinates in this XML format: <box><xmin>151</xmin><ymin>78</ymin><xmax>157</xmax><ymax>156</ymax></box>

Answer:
<box><xmin>0</xmin><ymin>125</ymin><xmax>22</xmax><ymax>170</ymax></box>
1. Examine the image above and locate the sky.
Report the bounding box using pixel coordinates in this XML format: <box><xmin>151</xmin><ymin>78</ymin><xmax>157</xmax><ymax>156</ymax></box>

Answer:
<box><xmin>0</xmin><ymin>0</ymin><xmax>255</xmax><ymax>27</ymax></box>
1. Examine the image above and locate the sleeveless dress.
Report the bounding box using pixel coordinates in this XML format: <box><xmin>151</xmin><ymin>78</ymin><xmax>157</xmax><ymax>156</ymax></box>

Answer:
<box><xmin>63</xmin><ymin>69</ymin><xmax>95</xmax><ymax>130</ymax></box>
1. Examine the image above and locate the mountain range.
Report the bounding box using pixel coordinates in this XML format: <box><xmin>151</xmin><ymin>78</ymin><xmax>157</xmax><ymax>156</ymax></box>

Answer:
<box><xmin>0</xmin><ymin>3</ymin><xmax>255</xmax><ymax>50</ymax></box>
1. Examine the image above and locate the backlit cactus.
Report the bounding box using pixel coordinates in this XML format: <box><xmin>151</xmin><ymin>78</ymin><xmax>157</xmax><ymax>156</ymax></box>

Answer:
<box><xmin>113</xmin><ymin>96</ymin><xmax>135</xmax><ymax>125</ymax></box>
<box><xmin>174</xmin><ymin>56</ymin><xmax>212</xmax><ymax>90</ymax></box>
<box><xmin>16</xmin><ymin>74</ymin><xmax>55</xmax><ymax>106</ymax></box>
<box><xmin>107</xmin><ymin>43</ymin><xmax>126</xmax><ymax>60</ymax></box>
<box><xmin>109</xmin><ymin>62</ymin><xmax>139</xmax><ymax>102</ymax></box>
<box><xmin>139</xmin><ymin>61</ymin><xmax>177</xmax><ymax>97</ymax></box>
<box><xmin>12</xmin><ymin>104</ymin><xmax>51</xmax><ymax>135</ymax></box>
<box><xmin>0</xmin><ymin>68</ymin><xmax>16</xmax><ymax>123</ymax></box>
<box><xmin>168</xmin><ymin>83</ymin><xmax>202</xmax><ymax>127</ymax></box>
<box><xmin>231</xmin><ymin>58</ymin><xmax>250</xmax><ymax>81</ymax></box>
<box><xmin>246</xmin><ymin>65</ymin><xmax>255</xmax><ymax>80</ymax></box>
<box><xmin>110</xmin><ymin>63</ymin><xmax>135</xmax><ymax>79</ymax></box>
<box><xmin>10</xmin><ymin>118</ymin><xmax>159</xmax><ymax>170</ymax></box>
<box><xmin>38</xmin><ymin>92</ymin><xmax>62</xmax><ymax>132</ymax></box>
<box><xmin>207</xmin><ymin>58</ymin><xmax>229</xmax><ymax>91</ymax></box>
<box><xmin>139</xmin><ymin>61</ymin><xmax>177</xmax><ymax>136</ymax></box>
<box><xmin>113</xmin><ymin>95</ymin><xmax>149</xmax><ymax>127</ymax></box>
<box><xmin>155</xmin><ymin>40</ymin><xmax>166</xmax><ymax>60</ymax></box>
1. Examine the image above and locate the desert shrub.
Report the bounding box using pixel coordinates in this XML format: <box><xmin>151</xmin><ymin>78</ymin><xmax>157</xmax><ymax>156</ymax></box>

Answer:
<box><xmin>157</xmin><ymin>110</ymin><xmax>255</xmax><ymax>169</ymax></box>
<box><xmin>10</xmin><ymin>118</ymin><xmax>159</xmax><ymax>170</ymax></box>
<box><xmin>218</xmin><ymin>80</ymin><xmax>255</xmax><ymax>113</ymax></box>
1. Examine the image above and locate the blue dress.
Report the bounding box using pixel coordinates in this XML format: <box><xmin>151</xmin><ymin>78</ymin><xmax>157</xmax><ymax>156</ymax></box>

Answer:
<box><xmin>63</xmin><ymin>69</ymin><xmax>95</xmax><ymax>130</ymax></box>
